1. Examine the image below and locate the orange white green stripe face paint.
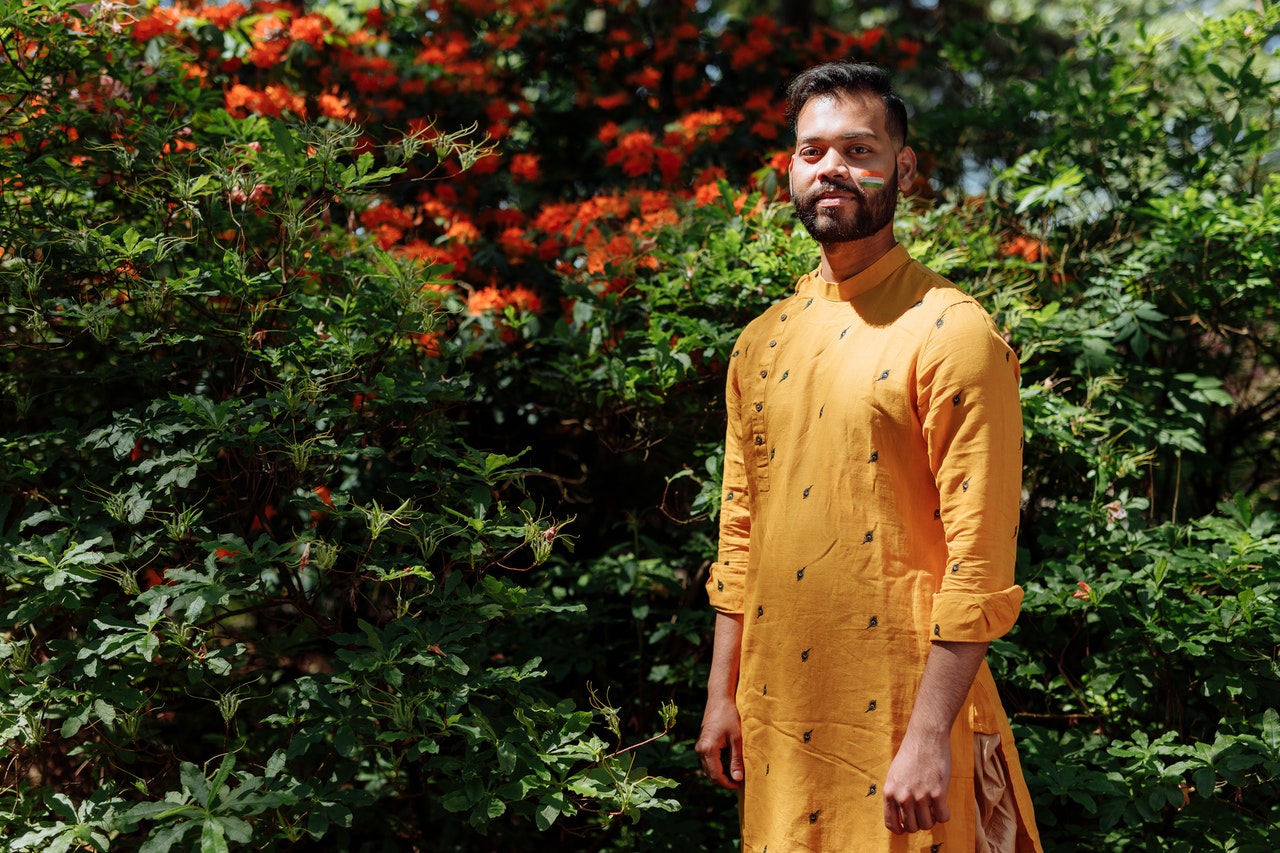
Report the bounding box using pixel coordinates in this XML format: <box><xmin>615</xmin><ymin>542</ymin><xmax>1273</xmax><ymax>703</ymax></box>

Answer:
<box><xmin>855</xmin><ymin>169</ymin><xmax>885</xmax><ymax>188</ymax></box>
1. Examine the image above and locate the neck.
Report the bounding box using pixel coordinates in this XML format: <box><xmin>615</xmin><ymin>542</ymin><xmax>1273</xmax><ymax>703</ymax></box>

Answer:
<box><xmin>818</xmin><ymin>228</ymin><xmax>898</xmax><ymax>282</ymax></box>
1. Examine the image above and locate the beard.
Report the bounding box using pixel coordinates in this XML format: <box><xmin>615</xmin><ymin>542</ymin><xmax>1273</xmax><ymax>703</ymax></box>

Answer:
<box><xmin>793</xmin><ymin>166</ymin><xmax>899</xmax><ymax>245</ymax></box>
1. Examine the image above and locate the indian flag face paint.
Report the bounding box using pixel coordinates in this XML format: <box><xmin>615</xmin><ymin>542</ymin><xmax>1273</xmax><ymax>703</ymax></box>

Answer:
<box><xmin>856</xmin><ymin>169</ymin><xmax>886</xmax><ymax>188</ymax></box>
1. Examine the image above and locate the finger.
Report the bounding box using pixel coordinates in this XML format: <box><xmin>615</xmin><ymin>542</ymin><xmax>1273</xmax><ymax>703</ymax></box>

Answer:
<box><xmin>900</xmin><ymin>800</ymin><xmax>918</xmax><ymax>834</ymax></box>
<box><xmin>883</xmin><ymin>799</ymin><xmax>903</xmax><ymax>835</ymax></box>
<box><xmin>932</xmin><ymin>798</ymin><xmax>951</xmax><ymax>825</ymax></box>
<box><xmin>913</xmin><ymin>799</ymin><xmax>934</xmax><ymax>831</ymax></box>
<box><xmin>728</xmin><ymin>737</ymin><xmax>745</xmax><ymax>784</ymax></box>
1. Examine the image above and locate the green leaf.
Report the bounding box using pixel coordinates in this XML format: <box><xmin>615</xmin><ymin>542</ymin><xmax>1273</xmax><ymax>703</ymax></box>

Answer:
<box><xmin>1262</xmin><ymin>708</ymin><xmax>1280</xmax><ymax>758</ymax></box>
<box><xmin>441</xmin><ymin>789</ymin><xmax>472</xmax><ymax>813</ymax></box>
<box><xmin>270</xmin><ymin>119</ymin><xmax>298</xmax><ymax>160</ymax></box>
<box><xmin>199</xmin><ymin>818</ymin><xmax>228</xmax><ymax>853</ymax></box>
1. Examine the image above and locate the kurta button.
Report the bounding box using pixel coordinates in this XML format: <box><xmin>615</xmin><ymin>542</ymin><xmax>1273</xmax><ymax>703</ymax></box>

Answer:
<box><xmin>769</xmin><ymin>340</ymin><xmax>777</xmax><ymax>347</ymax></box>
<box><xmin>755</xmin><ymin>435</ymin><xmax>764</xmax><ymax>445</ymax></box>
<box><xmin>760</xmin><ymin>370</ymin><xmax>768</xmax><ymax>378</ymax></box>
<box><xmin>809</xmin><ymin>810</ymin><xmax>819</xmax><ymax>823</ymax></box>
<box><xmin>867</xmin><ymin>784</ymin><xmax>877</xmax><ymax>797</ymax></box>
<box><xmin>754</xmin><ymin>402</ymin><xmax>762</xmax><ymax>411</ymax></box>
<box><xmin>780</xmin><ymin>313</ymin><xmax>788</xmax><ymax>321</ymax></box>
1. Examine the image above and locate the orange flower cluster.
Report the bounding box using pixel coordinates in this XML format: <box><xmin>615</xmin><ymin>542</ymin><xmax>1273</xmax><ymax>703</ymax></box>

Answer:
<box><xmin>1002</xmin><ymin>235</ymin><xmax>1050</xmax><ymax>263</ymax></box>
<box><xmin>604</xmin><ymin>129</ymin><xmax>683</xmax><ymax>181</ymax></box>
<box><xmin>120</xmin><ymin>0</ymin><xmax>931</xmax><ymax>351</ymax></box>
<box><xmin>130</xmin><ymin>7</ymin><xmax>184</xmax><ymax>42</ymax></box>
<box><xmin>226</xmin><ymin>83</ymin><xmax>306</xmax><ymax>119</ymax></box>
<box><xmin>361</xmin><ymin>201</ymin><xmax>418</xmax><ymax>248</ymax></box>
<box><xmin>467</xmin><ymin>284</ymin><xmax>542</xmax><ymax>316</ymax></box>
<box><xmin>509</xmin><ymin>153</ymin><xmax>540</xmax><ymax>182</ymax></box>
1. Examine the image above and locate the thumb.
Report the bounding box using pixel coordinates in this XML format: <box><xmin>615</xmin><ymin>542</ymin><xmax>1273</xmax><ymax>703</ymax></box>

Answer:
<box><xmin>730</xmin><ymin>736</ymin><xmax>745</xmax><ymax>782</ymax></box>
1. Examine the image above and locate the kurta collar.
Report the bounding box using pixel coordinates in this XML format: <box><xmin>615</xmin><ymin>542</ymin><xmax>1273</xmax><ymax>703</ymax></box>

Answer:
<box><xmin>809</xmin><ymin>243</ymin><xmax>913</xmax><ymax>302</ymax></box>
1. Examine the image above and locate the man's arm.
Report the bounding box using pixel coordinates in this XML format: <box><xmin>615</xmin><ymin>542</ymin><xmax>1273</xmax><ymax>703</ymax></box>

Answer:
<box><xmin>695</xmin><ymin>612</ymin><xmax>745</xmax><ymax>789</ymax></box>
<box><xmin>882</xmin><ymin>639</ymin><xmax>988</xmax><ymax>834</ymax></box>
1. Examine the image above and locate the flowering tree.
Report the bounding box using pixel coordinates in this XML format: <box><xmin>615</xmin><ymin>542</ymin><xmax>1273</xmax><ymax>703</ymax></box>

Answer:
<box><xmin>2</xmin><ymin>0</ymin><xmax>1279</xmax><ymax>851</ymax></box>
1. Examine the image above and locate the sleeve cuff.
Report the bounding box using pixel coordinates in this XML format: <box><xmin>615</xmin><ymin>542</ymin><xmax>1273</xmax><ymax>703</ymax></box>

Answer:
<box><xmin>929</xmin><ymin>585</ymin><xmax>1024</xmax><ymax>643</ymax></box>
<box><xmin>706</xmin><ymin>559</ymin><xmax>746</xmax><ymax>614</ymax></box>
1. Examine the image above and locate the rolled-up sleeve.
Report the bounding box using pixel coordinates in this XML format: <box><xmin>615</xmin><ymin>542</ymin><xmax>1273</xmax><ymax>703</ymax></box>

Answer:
<box><xmin>707</xmin><ymin>341</ymin><xmax>750</xmax><ymax>615</ymax></box>
<box><xmin>918</xmin><ymin>301</ymin><xmax>1025</xmax><ymax>643</ymax></box>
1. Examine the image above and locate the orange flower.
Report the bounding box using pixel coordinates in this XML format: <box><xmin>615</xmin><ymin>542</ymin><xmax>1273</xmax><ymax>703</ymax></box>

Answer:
<box><xmin>131</xmin><ymin>7</ymin><xmax>183</xmax><ymax>42</ymax></box>
<box><xmin>656</xmin><ymin>148</ymin><xmax>683</xmax><ymax>182</ymax></box>
<box><xmin>290</xmin><ymin>14</ymin><xmax>329</xmax><ymax>49</ymax></box>
<box><xmin>467</xmin><ymin>285</ymin><xmax>542</xmax><ymax>316</ymax></box>
<box><xmin>198</xmin><ymin>3</ymin><xmax>248</xmax><ymax>28</ymax></box>
<box><xmin>606</xmin><ymin>130</ymin><xmax>657</xmax><ymax>177</ymax></box>
<box><xmin>1001</xmin><ymin>235</ymin><xmax>1049</xmax><ymax>263</ymax></box>
<box><xmin>318</xmin><ymin>91</ymin><xmax>356</xmax><ymax>122</ymax></box>
<box><xmin>361</xmin><ymin>201</ymin><xmax>415</xmax><ymax>230</ymax></box>
<box><xmin>596</xmin><ymin>91</ymin><xmax>631</xmax><ymax>111</ymax></box>
<box><xmin>509</xmin><ymin>153</ymin><xmax>540</xmax><ymax>182</ymax></box>
<box><xmin>1071</xmin><ymin>581</ymin><xmax>1092</xmax><ymax>601</ymax></box>
<box><xmin>629</xmin><ymin>66</ymin><xmax>662</xmax><ymax>90</ymax></box>
<box><xmin>414</xmin><ymin>332</ymin><xmax>442</xmax><ymax>357</ymax></box>
<box><xmin>498</xmin><ymin>227</ymin><xmax>533</xmax><ymax>261</ymax></box>
<box><xmin>445</xmin><ymin>220</ymin><xmax>481</xmax><ymax>244</ymax></box>
<box><xmin>598</xmin><ymin>121</ymin><xmax>621</xmax><ymax>145</ymax></box>
<box><xmin>161</xmin><ymin>137</ymin><xmax>196</xmax><ymax>156</ymax></box>
<box><xmin>854</xmin><ymin>27</ymin><xmax>885</xmax><ymax>53</ymax></box>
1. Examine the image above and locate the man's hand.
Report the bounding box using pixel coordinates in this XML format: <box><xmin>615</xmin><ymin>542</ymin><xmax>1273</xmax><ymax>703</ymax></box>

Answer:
<box><xmin>882</xmin><ymin>639</ymin><xmax>987</xmax><ymax>834</ymax></box>
<box><xmin>882</xmin><ymin>729</ymin><xmax>952</xmax><ymax>833</ymax></box>
<box><xmin>695</xmin><ymin>695</ymin><xmax>744</xmax><ymax>789</ymax></box>
<box><xmin>697</xmin><ymin>612</ymin><xmax>746</xmax><ymax>789</ymax></box>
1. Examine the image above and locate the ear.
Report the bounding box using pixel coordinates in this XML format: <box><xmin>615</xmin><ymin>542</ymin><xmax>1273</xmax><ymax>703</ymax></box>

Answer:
<box><xmin>896</xmin><ymin>145</ymin><xmax>918</xmax><ymax>193</ymax></box>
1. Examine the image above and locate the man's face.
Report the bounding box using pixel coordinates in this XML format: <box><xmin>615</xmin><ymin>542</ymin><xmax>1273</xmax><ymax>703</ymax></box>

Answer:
<box><xmin>789</xmin><ymin>93</ymin><xmax>909</xmax><ymax>246</ymax></box>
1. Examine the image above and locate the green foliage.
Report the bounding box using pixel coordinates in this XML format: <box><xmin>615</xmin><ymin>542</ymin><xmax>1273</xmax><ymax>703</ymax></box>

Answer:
<box><xmin>2</xmin><ymin>0</ymin><xmax>1279</xmax><ymax>850</ymax></box>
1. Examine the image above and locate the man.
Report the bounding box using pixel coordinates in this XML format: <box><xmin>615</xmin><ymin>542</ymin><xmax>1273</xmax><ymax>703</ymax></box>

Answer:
<box><xmin>695</xmin><ymin>62</ymin><xmax>1043</xmax><ymax>852</ymax></box>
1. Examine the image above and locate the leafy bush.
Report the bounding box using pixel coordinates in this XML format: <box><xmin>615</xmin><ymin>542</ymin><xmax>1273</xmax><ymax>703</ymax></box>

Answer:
<box><xmin>2</xmin><ymin>0</ymin><xmax>1279</xmax><ymax>851</ymax></box>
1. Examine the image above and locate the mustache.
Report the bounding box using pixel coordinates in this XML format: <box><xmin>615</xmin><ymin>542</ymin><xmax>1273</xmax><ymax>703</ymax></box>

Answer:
<box><xmin>817</xmin><ymin>178</ymin><xmax>860</xmax><ymax>194</ymax></box>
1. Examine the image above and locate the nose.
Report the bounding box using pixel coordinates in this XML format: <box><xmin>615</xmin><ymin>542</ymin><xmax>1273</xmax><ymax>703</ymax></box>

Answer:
<box><xmin>817</xmin><ymin>149</ymin><xmax>851</xmax><ymax>180</ymax></box>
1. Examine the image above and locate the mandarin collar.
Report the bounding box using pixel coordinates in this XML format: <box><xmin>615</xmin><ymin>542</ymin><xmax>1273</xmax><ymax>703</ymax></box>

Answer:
<box><xmin>803</xmin><ymin>243</ymin><xmax>912</xmax><ymax>302</ymax></box>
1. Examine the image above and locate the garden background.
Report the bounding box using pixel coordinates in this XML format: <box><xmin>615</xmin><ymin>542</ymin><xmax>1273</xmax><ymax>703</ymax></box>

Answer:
<box><xmin>2</xmin><ymin>0</ymin><xmax>1279</xmax><ymax>850</ymax></box>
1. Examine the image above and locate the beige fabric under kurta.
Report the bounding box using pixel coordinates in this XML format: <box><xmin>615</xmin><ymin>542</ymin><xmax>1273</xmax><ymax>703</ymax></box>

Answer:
<box><xmin>707</xmin><ymin>244</ymin><xmax>1043</xmax><ymax>852</ymax></box>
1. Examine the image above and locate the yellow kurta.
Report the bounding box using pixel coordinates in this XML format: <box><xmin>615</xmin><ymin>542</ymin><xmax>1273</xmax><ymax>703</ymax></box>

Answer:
<box><xmin>707</xmin><ymin>245</ymin><xmax>1043</xmax><ymax>852</ymax></box>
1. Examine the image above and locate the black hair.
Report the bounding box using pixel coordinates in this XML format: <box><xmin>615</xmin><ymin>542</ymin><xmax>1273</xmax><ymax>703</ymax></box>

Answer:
<box><xmin>784</xmin><ymin>62</ymin><xmax>908</xmax><ymax>147</ymax></box>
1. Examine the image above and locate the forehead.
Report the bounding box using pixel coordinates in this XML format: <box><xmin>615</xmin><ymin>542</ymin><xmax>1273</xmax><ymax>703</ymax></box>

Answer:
<box><xmin>794</xmin><ymin>92</ymin><xmax>890</xmax><ymax>142</ymax></box>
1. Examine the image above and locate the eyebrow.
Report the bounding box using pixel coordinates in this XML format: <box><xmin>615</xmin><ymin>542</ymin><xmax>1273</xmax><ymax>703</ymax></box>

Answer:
<box><xmin>796</xmin><ymin>130</ymin><xmax>879</xmax><ymax>145</ymax></box>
